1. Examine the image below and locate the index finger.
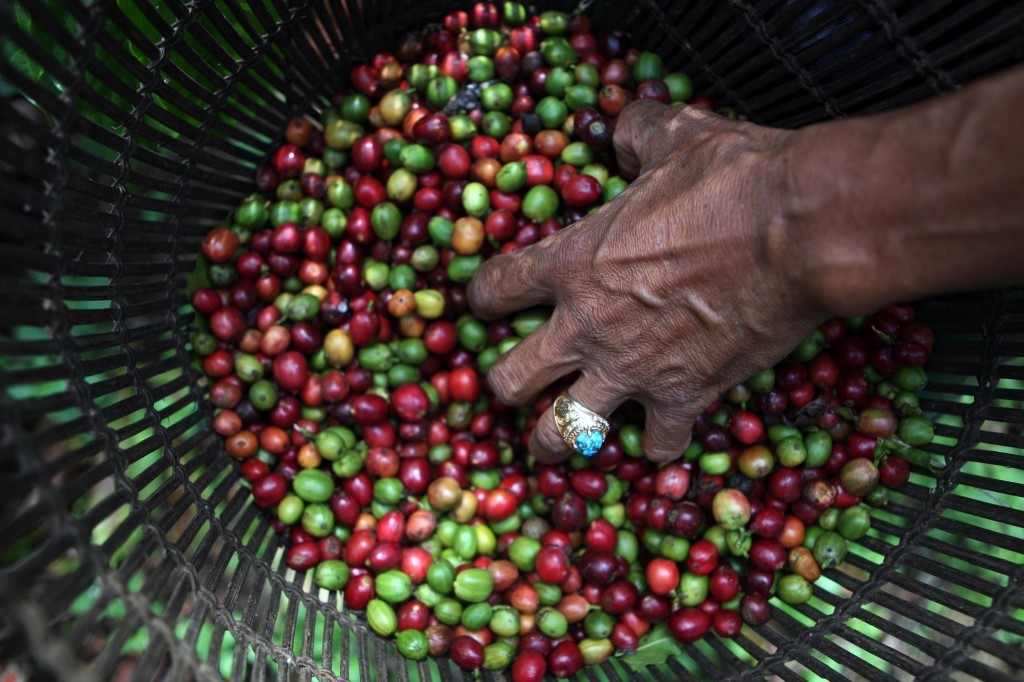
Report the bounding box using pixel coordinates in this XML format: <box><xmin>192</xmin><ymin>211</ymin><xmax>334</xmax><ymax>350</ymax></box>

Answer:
<box><xmin>467</xmin><ymin>239</ymin><xmax>557</xmax><ymax>320</ymax></box>
<box><xmin>613</xmin><ymin>99</ymin><xmax>671</xmax><ymax>179</ymax></box>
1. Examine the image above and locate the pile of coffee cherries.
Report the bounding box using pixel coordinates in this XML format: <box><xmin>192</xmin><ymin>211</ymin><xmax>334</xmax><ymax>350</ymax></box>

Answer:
<box><xmin>189</xmin><ymin>2</ymin><xmax>936</xmax><ymax>677</ymax></box>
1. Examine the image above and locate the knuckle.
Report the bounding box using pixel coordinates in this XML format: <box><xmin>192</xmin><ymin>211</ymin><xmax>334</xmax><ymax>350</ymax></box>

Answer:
<box><xmin>546</xmin><ymin>229</ymin><xmax>584</xmax><ymax>270</ymax></box>
<box><xmin>529</xmin><ymin>313</ymin><xmax>581</xmax><ymax>373</ymax></box>
<box><xmin>486</xmin><ymin>356</ymin><xmax>532</xmax><ymax>405</ymax></box>
<box><xmin>467</xmin><ymin>263</ymin><xmax>498</xmax><ymax>316</ymax></box>
<box><xmin>540</xmin><ymin>314</ymin><xmax>577</xmax><ymax>357</ymax></box>
<box><xmin>624</xmin><ymin>98</ymin><xmax>667</xmax><ymax>125</ymax></box>
<box><xmin>614</xmin><ymin>100</ymin><xmax>668</xmax><ymax>162</ymax></box>
<box><xmin>578</xmin><ymin>380</ymin><xmax>624</xmax><ymax>417</ymax></box>
<box><xmin>659</xmin><ymin>104</ymin><xmax>685</xmax><ymax>130</ymax></box>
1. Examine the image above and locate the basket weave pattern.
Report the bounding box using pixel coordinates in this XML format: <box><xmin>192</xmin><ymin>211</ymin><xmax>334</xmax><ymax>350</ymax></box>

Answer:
<box><xmin>1</xmin><ymin>1</ymin><xmax>1023</xmax><ymax>680</ymax></box>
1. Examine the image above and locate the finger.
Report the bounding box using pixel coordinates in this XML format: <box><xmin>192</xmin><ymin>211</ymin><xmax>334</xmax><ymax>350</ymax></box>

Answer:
<box><xmin>468</xmin><ymin>241</ymin><xmax>557</xmax><ymax>320</ymax></box>
<box><xmin>486</xmin><ymin>320</ymin><xmax>578</xmax><ymax>407</ymax></box>
<box><xmin>530</xmin><ymin>376</ymin><xmax>624</xmax><ymax>464</ymax></box>
<box><xmin>639</xmin><ymin>399</ymin><xmax>698</xmax><ymax>463</ymax></box>
<box><xmin>615</xmin><ymin>100</ymin><xmax>740</xmax><ymax>179</ymax></box>
<box><xmin>613</xmin><ymin>99</ymin><xmax>671</xmax><ymax>179</ymax></box>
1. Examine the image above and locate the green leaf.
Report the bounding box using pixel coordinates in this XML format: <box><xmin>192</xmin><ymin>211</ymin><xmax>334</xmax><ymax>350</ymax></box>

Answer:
<box><xmin>619</xmin><ymin>622</ymin><xmax>684</xmax><ymax>672</ymax></box>
<box><xmin>186</xmin><ymin>252</ymin><xmax>212</xmax><ymax>299</ymax></box>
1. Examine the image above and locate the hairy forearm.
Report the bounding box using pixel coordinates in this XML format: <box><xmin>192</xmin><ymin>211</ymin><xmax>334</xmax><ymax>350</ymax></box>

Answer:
<box><xmin>780</xmin><ymin>66</ymin><xmax>1024</xmax><ymax>316</ymax></box>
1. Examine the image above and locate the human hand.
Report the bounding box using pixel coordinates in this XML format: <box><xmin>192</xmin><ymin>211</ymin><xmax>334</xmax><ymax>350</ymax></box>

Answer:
<box><xmin>468</xmin><ymin>100</ymin><xmax>828</xmax><ymax>463</ymax></box>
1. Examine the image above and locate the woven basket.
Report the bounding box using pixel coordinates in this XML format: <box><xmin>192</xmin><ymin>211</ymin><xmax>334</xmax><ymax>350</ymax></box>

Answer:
<box><xmin>1</xmin><ymin>1</ymin><xmax>1022</xmax><ymax>680</ymax></box>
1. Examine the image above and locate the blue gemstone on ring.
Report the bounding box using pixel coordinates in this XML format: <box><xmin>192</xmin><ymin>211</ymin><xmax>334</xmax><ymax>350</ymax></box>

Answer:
<box><xmin>574</xmin><ymin>430</ymin><xmax>604</xmax><ymax>457</ymax></box>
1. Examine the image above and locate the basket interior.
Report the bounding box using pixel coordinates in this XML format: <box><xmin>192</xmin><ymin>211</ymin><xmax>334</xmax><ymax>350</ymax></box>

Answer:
<box><xmin>1</xmin><ymin>1</ymin><xmax>1023</xmax><ymax>680</ymax></box>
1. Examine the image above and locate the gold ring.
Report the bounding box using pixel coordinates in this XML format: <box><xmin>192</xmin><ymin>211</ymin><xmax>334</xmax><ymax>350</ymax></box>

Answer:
<box><xmin>553</xmin><ymin>395</ymin><xmax>610</xmax><ymax>457</ymax></box>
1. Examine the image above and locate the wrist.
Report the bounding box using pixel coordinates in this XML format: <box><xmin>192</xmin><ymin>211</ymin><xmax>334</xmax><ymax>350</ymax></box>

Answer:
<box><xmin>772</xmin><ymin>123</ymin><xmax>889</xmax><ymax>319</ymax></box>
<box><xmin>763</xmin><ymin>127</ymin><xmax>845</xmax><ymax>320</ymax></box>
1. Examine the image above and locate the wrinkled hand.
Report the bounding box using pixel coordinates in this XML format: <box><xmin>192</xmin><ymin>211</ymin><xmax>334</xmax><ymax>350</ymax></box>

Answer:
<box><xmin>468</xmin><ymin>100</ymin><xmax>826</xmax><ymax>463</ymax></box>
